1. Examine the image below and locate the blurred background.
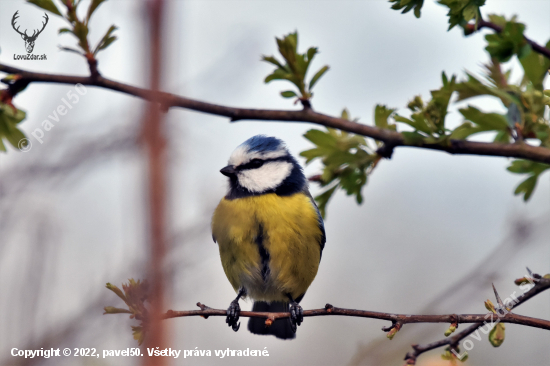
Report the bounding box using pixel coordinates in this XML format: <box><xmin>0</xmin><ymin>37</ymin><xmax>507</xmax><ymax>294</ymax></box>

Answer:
<box><xmin>0</xmin><ymin>0</ymin><xmax>549</xmax><ymax>365</ymax></box>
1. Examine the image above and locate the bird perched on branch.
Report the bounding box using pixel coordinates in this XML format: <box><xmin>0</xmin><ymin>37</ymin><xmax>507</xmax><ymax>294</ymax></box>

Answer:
<box><xmin>211</xmin><ymin>135</ymin><xmax>325</xmax><ymax>339</ymax></box>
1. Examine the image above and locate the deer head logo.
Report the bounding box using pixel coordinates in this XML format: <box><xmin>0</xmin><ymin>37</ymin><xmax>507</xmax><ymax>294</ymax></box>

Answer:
<box><xmin>12</xmin><ymin>11</ymin><xmax>49</xmax><ymax>54</ymax></box>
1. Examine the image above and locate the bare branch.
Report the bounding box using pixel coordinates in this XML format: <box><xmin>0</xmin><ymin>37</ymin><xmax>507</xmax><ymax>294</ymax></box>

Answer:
<box><xmin>163</xmin><ymin>301</ymin><xmax>550</xmax><ymax>330</ymax></box>
<box><xmin>403</xmin><ymin>274</ymin><xmax>550</xmax><ymax>365</ymax></box>
<box><xmin>2</xmin><ymin>62</ymin><xmax>550</xmax><ymax>164</ymax></box>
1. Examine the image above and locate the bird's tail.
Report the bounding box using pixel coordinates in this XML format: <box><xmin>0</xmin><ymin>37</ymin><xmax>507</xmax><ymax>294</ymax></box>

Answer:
<box><xmin>247</xmin><ymin>301</ymin><xmax>296</xmax><ymax>340</ymax></box>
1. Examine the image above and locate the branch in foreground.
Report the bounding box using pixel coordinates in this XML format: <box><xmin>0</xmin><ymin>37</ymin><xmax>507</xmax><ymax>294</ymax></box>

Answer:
<box><xmin>1</xmin><ymin>63</ymin><xmax>550</xmax><ymax>164</ymax></box>
<box><xmin>403</xmin><ymin>272</ymin><xmax>550</xmax><ymax>365</ymax></box>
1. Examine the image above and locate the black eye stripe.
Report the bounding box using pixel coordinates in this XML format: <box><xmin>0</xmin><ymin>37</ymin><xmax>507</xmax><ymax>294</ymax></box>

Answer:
<box><xmin>237</xmin><ymin>156</ymin><xmax>291</xmax><ymax>170</ymax></box>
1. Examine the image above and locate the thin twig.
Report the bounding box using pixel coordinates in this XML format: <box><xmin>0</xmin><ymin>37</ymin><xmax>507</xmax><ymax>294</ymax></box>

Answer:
<box><xmin>163</xmin><ymin>298</ymin><xmax>550</xmax><ymax>331</ymax></box>
<box><xmin>1</xmin><ymin>63</ymin><xmax>550</xmax><ymax>164</ymax></box>
<box><xmin>403</xmin><ymin>275</ymin><xmax>550</xmax><ymax>365</ymax></box>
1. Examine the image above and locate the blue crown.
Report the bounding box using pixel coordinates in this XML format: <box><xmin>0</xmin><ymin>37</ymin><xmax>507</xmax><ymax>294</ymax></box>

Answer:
<box><xmin>242</xmin><ymin>135</ymin><xmax>285</xmax><ymax>153</ymax></box>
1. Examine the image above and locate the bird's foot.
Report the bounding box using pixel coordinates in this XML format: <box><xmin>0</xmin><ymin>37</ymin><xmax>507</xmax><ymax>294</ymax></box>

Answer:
<box><xmin>289</xmin><ymin>301</ymin><xmax>303</xmax><ymax>332</ymax></box>
<box><xmin>226</xmin><ymin>299</ymin><xmax>241</xmax><ymax>332</ymax></box>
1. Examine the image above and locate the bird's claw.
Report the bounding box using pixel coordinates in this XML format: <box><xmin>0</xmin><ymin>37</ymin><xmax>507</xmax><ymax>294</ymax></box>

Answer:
<box><xmin>289</xmin><ymin>302</ymin><xmax>303</xmax><ymax>331</ymax></box>
<box><xmin>226</xmin><ymin>300</ymin><xmax>241</xmax><ymax>332</ymax></box>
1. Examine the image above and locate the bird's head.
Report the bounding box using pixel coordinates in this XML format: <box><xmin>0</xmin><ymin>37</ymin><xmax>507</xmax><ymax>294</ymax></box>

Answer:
<box><xmin>221</xmin><ymin>135</ymin><xmax>306</xmax><ymax>197</ymax></box>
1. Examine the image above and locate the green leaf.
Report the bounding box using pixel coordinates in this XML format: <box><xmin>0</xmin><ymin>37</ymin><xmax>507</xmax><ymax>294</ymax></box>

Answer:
<box><xmin>73</xmin><ymin>22</ymin><xmax>89</xmax><ymax>51</ymax></box>
<box><xmin>97</xmin><ymin>36</ymin><xmax>117</xmax><ymax>52</ymax></box>
<box><xmin>4</xmin><ymin>127</ymin><xmax>27</xmax><ymax>149</ymax></box>
<box><xmin>280</xmin><ymin>90</ymin><xmax>297</xmax><ymax>98</ymax></box>
<box><xmin>59</xmin><ymin>28</ymin><xmax>72</xmax><ymax>34</ymax></box>
<box><xmin>395</xmin><ymin>114</ymin><xmax>433</xmax><ymax>135</ymax></box>
<box><xmin>507</xmin><ymin>160</ymin><xmax>550</xmax><ymax>175</ymax></box>
<box><xmin>487</xmin><ymin>14</ymin><xmax>507</xmax><ymax>27</ymax></box>
<box><xmin>488</xmin><ymin>323</ymin><xmax>505</xmax><ymax>347</ymax></box>
<box><xmin>131</xmin><ymin>326</ymin><xmax>145</xmax><ymax>346</ymax></box>
<box><xmin>519</xmin><ymin>46</ymin><xmax>550</xmax><ymax>90</ymax></box>
<box><xmin>264</xmin><ymin>68</ymin><xmax>299</xmax><ymax>87</ymax></box>
<box><xmin>514</xmin><ymin>175</ymin><xmax>538</xmax><ymax>201</ymax></box>
<box><xmin>105</xmin><ymin>283</ymin><xmax>127</xmax><ymax>303</ymax></box>
<box><xmin>459</xmin><ymin>106</ymin><xmax>509</xmax><ymax>130</ymax></box>
<box><xmin>450</xmin><ymin>122</ymin><xmax>492</xmax><ymax>140</ymax></box>
<box><xmin>462</xmin><ymin>4</ymin><xmax>477</xmax><ymax>22</ymax></box>
<box><xmin>58</xmin><ymin>46</ymin><xmax>84</xmax><ymax>55</ymax></box>
<box><xmin>309</xmin><ymin>65</ymin><xmax>329</xmax><ymax>90</ymax></box>
<box><xmin>276</xmin><ymin>32</ymin><xmax>298</xmax><ymax>70</ymax></box>
<box><xmin>300</xmin><ymin>147</ymin><xmax>330</xmax><ymax>163</ymax></box>
<box><xmin>485</xmin><ymin>19</ymin><xmax>527</xmax><ymax>62</ymax></box>
<box><xmin>1</xmin><ymin>103</ymin><xmax>26</xmax><ymax>123</ymax></box>
<box><xmin>456</xmin><ymin>73</ymin><xmax>516</xmax><ymax>106</ymax></box>
<box><xmin>306</xmin><ymin>47</ymin><xmax>318</xmax><ymax>63</ymax></box>
<box><xmin>402</xmin><ymin>131</ymin><xmax>426</xmax><ymax>145</ymax></box>
<box><xmin>103</xmin><ymin>306</ymin><xmax>132</xmax><ymax>315</ymax></box>
<box><xmin>261</xmin><ymin>55</ymin><xmax>285</xmax><ymax>70</ymax></box>
<box><xmin>493</xmin><ymin>130</ymin><xmax>510</xmax><ymax>143</ymax></box>
<box><xmin>27</xmin><ymin>0</ymin><xmax>62</xmax><ymax>16</ymax></box>
<box><xmin>303</xmin><ymin>129</ymin><xmax>337</xmax><ymax>148</ymax></box>
<box><xmin>374</xmin><ymin>104</ymin><xmax>396</xmax><ymax>129</ymax></box>
<box><xmin>339</xmin><ymin>167</ymin><xmax>368</xmax><ymax>204</ymax></box>
<box><xmin>315</xmin><ymin>185</ymin><xmax>338</xmax><ymax>218</ymax></box>
<box><xmin>94</xmin><ymin>25</ymin><xmax>118</xmax><ymax>54</ymax></box>
<box><xmin>438</xmin><ymin>0</ymin><xmax>487</xmax><ymax>30</ymax></box>
<box><xmin>389</xmin><ymin>0</ymin><xmax>425</xmax><ymax>18</ymax></box>
<box><xmin>341</xmin><ymin>108</ymin><xmax>350</xmax><ymax>121</ymax></box>
<box><xmin>0</xmin><ymin>103</ymin><xmax>28</xmax><ymax>152</ymax></box>
<box><xmin>87</xmin><ymin>0</ymin><xmax>107</xmax><ymax>21</ymax></box>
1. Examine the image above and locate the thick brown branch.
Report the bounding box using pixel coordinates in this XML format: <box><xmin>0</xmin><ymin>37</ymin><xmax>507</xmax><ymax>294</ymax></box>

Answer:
<box><xmin>404</xmin><ymin>276</ymin><xmax>550</xmax><ymax>365</ymax></box>
<box><xmin>2</xmin><ymin>62</ymin><xmax>550</xmax><ymax>164</ymax></box>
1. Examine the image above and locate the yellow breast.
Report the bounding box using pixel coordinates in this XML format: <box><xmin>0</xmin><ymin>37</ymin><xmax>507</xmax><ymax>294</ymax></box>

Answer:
<box><xmin>211</xmin><ymin>193</ymin><xmax>323</xmax><ymax>302</ymax></box>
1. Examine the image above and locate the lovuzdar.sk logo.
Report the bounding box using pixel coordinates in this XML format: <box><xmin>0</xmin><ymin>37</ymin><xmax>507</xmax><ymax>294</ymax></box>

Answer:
<box><xmin>12</xmin><ymin>10</ymin><xmax>48</xmax><ymax>60</ymax></box>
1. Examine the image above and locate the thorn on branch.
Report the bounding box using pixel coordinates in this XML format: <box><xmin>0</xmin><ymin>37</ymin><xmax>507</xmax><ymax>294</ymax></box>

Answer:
<box><xmin>526</xmin><ymin>266</ymin><xmax>542</xmax><ymax>280</ymax></box>
<box><xmin>492</xmin><ymin>283</ymin><xmax>509</xmax><ymax>314</ymax></box>
<box><xmin>196</xmin><ymin>302</ymin><xmax>211</xmax><ymax>318</ymax></box>
<box><xmin>196</xmin><ymin>302</ymin><xmax>210</xmax><ymax>311</ymax></box>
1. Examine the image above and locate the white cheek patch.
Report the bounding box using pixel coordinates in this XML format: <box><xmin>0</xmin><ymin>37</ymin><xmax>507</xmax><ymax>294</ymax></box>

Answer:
<box><xmin>237</xmin><ymin>161</ymin><xmax>293</xmax><ymax>193</ymax></box>
<box><xmin>228</xmin><ymin>146</ymin><xmax>287</xmax><ymax>166</ymax></box>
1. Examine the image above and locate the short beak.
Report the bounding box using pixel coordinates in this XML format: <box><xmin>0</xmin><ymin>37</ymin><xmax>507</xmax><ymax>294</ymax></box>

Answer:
<box><xmin>220</xmin><ymin>165</ymin><xmax>236</xmax><ymax>177</ymax></box>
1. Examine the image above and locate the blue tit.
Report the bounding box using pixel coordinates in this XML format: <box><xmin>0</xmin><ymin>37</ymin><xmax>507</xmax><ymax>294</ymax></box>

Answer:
<box><xmin>211</xmin><ymin>135</ymin><xmax>326</xmax><ymax>340</ymax></box>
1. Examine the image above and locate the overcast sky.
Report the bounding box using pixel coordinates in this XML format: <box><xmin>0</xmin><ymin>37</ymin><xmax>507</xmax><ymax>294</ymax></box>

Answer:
<box><xmin>1</xmin><ymin>1</ymin><xmax>549</xmax><ymax>365</ymax></box>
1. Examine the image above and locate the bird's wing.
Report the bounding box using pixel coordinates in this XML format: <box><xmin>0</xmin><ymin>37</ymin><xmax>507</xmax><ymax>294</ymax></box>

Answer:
<box><xmin>303</xmin><ymin>187</ymin><xmax>326</xmax><ymax>257</ymax></box>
